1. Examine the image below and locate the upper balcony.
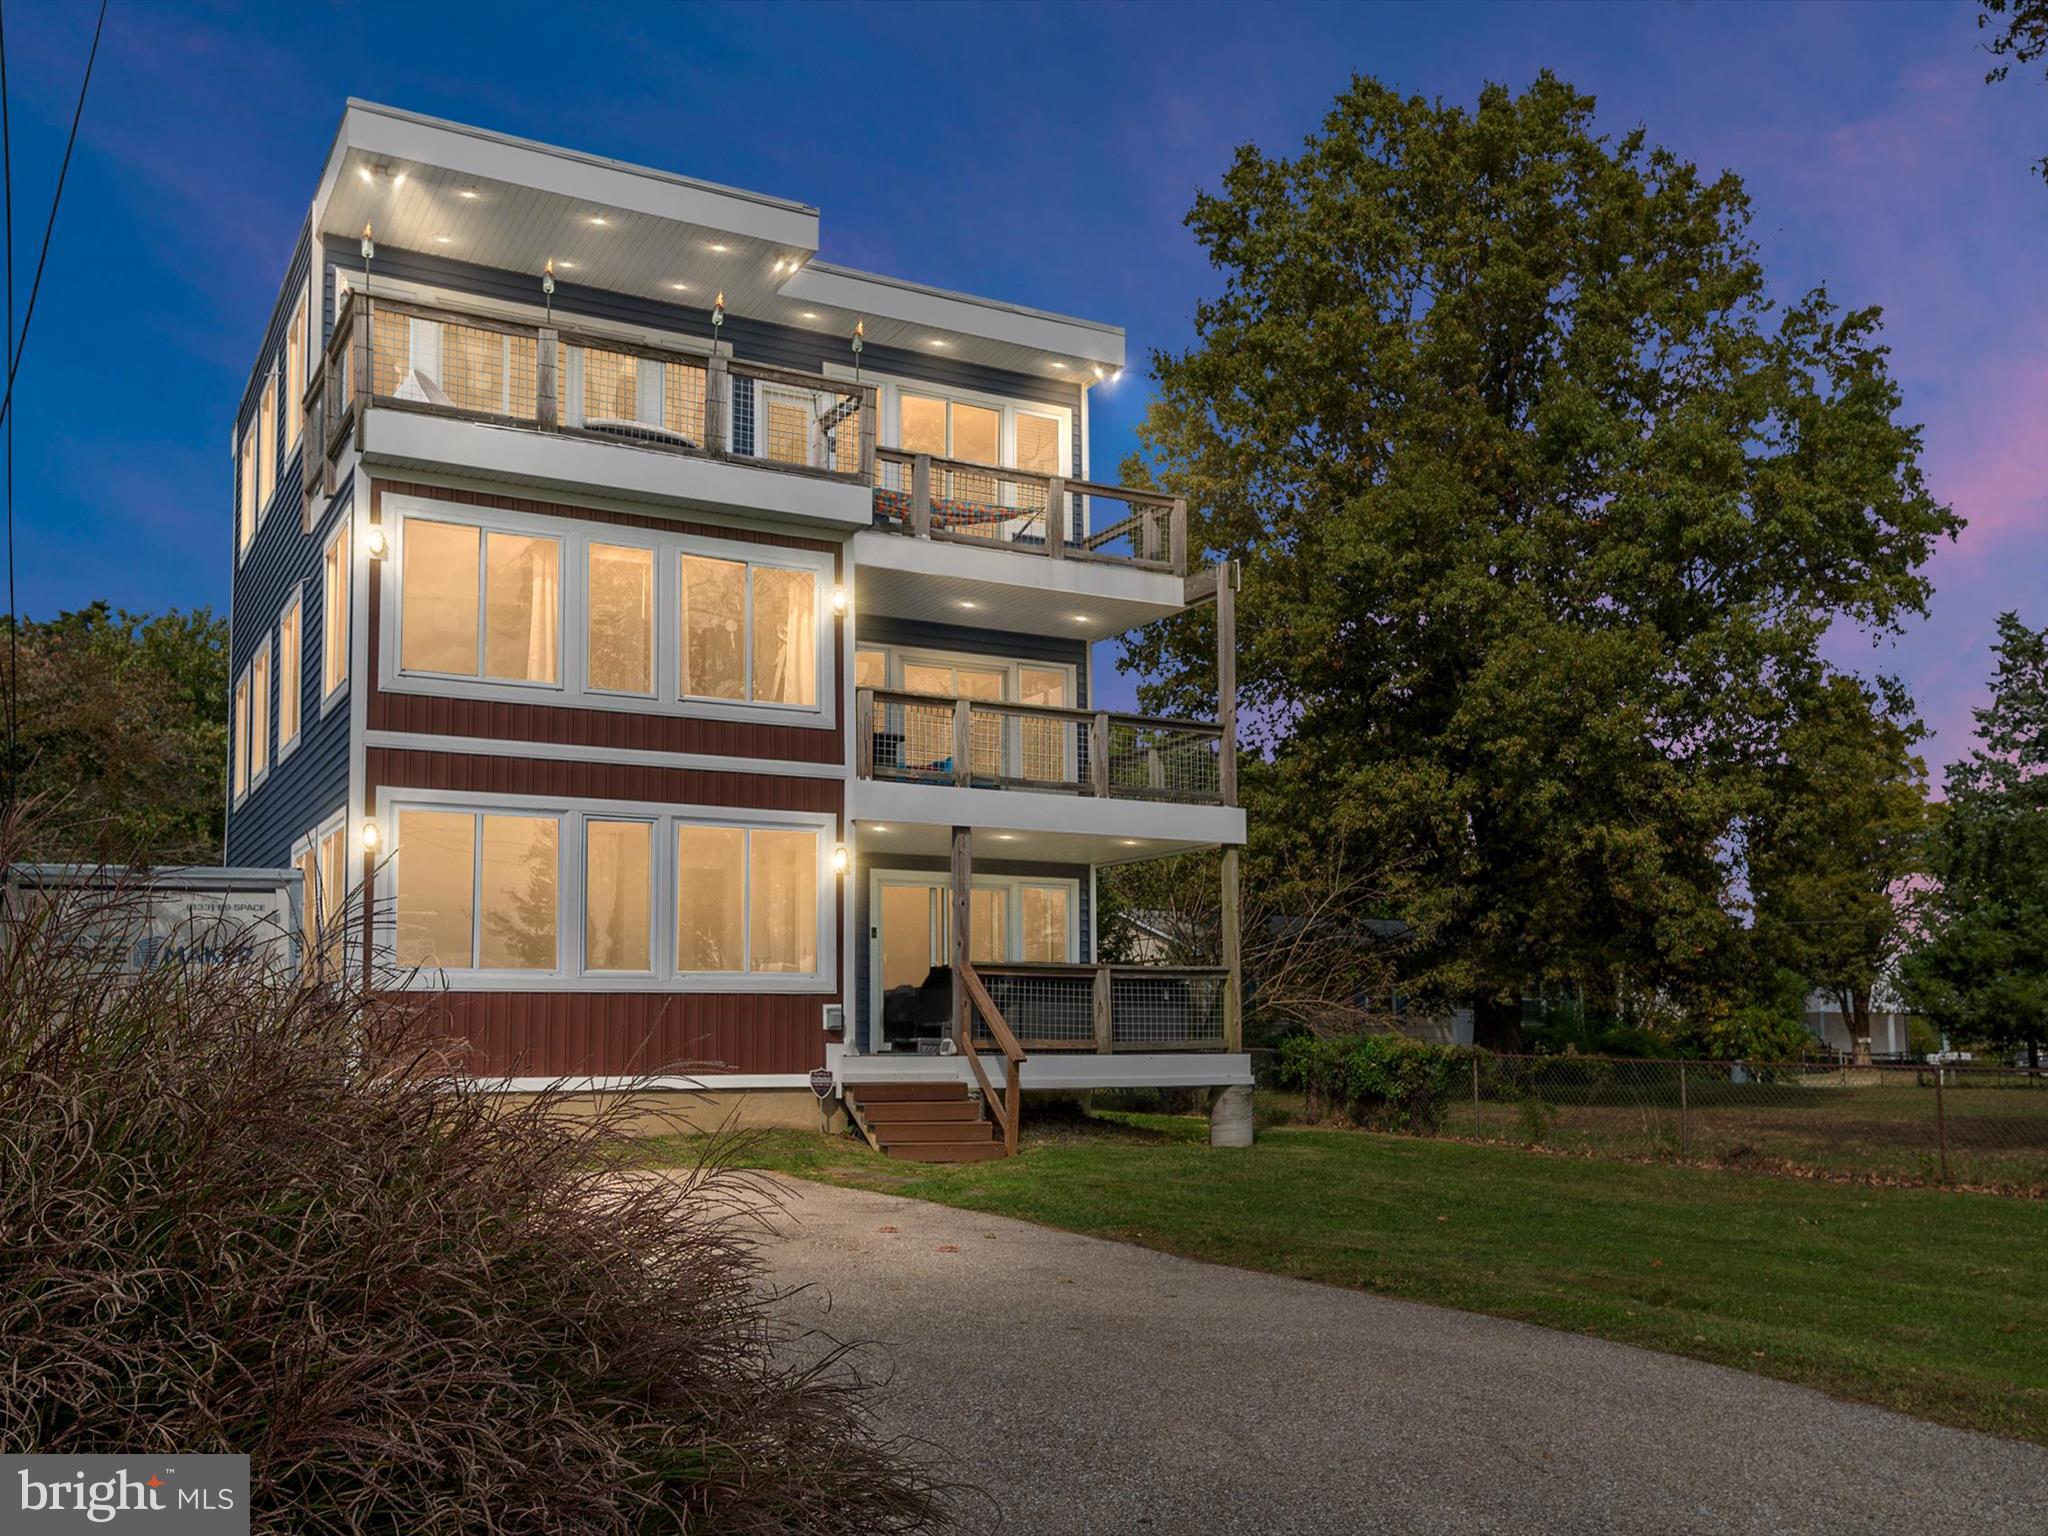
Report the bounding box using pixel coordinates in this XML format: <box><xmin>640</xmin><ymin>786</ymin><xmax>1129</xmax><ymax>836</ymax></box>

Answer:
<box><xmin>304</xmin><ymin>293</ymin><xmax>1192</xmax><ymax>607</ymax></box>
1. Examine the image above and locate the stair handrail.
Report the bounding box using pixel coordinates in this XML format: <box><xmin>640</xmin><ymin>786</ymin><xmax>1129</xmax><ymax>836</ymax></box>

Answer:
<box><xmin>958</xmin><ymin>960</ymin><xmax>1025</xmax><ymax>1156</ymax></box>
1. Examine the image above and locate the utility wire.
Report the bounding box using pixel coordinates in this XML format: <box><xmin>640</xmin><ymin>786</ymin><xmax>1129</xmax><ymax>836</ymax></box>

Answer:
<box><xmin>0</xmin><ymin>0</ymin><xmax>104</xmax><ymax>443</ymax></box>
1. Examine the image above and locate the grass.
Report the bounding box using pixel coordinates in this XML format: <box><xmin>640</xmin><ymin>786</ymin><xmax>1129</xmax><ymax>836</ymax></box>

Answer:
<box><xmin>648</xmin><ymin>1108</ymin><xmax>2048</xmax><ymax>1447</ymax></box>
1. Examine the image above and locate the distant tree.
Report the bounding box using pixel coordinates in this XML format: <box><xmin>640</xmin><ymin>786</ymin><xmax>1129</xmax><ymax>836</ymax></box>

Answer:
<box><xmin>1125</xmin><ymin>73</ymin><xmax>1959</xmax><ymax>1049</ymax></box>
<box><xmin>1904</xmin><ymin>613</ymin><xmax>2048</xmax><ymax>1066</ymax></box>
<box><xmin>1980</xmin><ymin>0</ymin><xmax>2048</xmax><ymax>184</ymax></box>
<box><xmin>0</xmin><ymin>603</ymin><xmax>229</xmax><ymax>865</ymax></box>
<box><xmin>1747</xmin><ymin>671</ymin><xmax>1934</xmax><ymax>1062</ymax></box>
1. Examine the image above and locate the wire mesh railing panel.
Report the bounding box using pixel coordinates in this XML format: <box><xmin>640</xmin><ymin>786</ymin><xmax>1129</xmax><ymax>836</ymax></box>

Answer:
<box><xmin>977</xmin><ymin>968</ymin><xmax>1096</xmax><ymax>1049</ymax></box>
<box><xmin>1416</xmin><ymin>1053</ymin><xmax>2048</xmax><ymax>1194</ymax></box>
<box><xmin>1075</xmin><ymin>489</ymin><xmax>1174</xmax><ymax>566</ymax></box>
<box><xmin>1112</xmin><ymin>969</ymin><xmax>1226</xmax><ymax>1049</ymax></box>
<box><xmin>868</xmin><ymin>696</ymin><xmax>959</xmax><ymax>781</ymax></box>
<box><xmin>728</xmin><ymin>369</ymin><xmax>867</xmax><ymax>475</ymax></box>
<box><xmin>1106</xmin><ymin>719</ymin><xmax>1223</xmax><ymax>801</ymax></box>
<box><xmin>930</xmin><ymin>465</ymin><xmax>1050</xmax><ymax>547</ymax></box>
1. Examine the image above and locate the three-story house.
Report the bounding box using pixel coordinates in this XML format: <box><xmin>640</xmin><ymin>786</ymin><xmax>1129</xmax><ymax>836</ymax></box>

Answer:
<box><xmin>225</xmin><ymin>102</ymin><xmax>1249</xmax><ymax>1159</ymax></box>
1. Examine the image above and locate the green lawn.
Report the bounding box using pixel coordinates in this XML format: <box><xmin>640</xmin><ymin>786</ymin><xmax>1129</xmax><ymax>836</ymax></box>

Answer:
<box><xmin>648</xmin><ymin>1111</ymin><xmax>2048</xmax><ymax>1446</ymax></box>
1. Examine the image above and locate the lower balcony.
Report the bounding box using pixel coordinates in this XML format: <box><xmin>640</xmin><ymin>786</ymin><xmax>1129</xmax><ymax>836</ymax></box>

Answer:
<box><xmin>856</xmin><ymin>689</ymin><xmax>1229</xmax><ymax>805</ymax></box>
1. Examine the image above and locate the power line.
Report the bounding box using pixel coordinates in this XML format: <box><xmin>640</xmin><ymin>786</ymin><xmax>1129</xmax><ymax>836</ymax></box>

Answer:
<box><xmin>0</xmin><ymin>0</ymin><xmax>104</xmax><ymax>442</ymax></box>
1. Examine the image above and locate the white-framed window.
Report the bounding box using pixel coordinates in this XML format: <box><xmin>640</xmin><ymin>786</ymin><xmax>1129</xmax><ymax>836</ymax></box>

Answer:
<box><xmin>231</xmin><ymin>668</ymin><xmax>251</xmax><ymax>803</ymax></box>
<box><xmin>236</xmin><ymin>426</ymin><xmax>256</xmax><ymax>557</ymax></box>
<box><xmin>294</xmin><ymin>814</ymin><xmax>350</xmax><ymax>981</ymax></box>
<box><xmin>277</xmin><ymin>590</ymin><xmax>303</xmax><ymax>756</ymax></box>
<box><xmin>248</xmin><ymin>636</ymin><xmax>272</xmax><ymax>786</ymax></box>
<box><xmin>380</xmin><ymin>789</ymin><xmax>834</xmax><ymax>990</ymax></box>
<box><xmin>869</xmin><ymin>869</ymin><xmax>1080</xmax><ymax>1029</ymax></box>
<box><xmin>321</xmin><ymin>521</ymin><xmax>349</xmax><ymax>704</ymax></box>
<box><xmin>257</xmin><ymin>376</ymin><xmax>277</xmax><ymax>516</ymax></box>
<box><xmin>285</xmin><ymin>285</ymin><xmax>307</xmax><ymax>450</ymax></box>
<box><xmin>379</xmin><ymin>493</ymin><xmax>835</xmax><ymax>728</ymax></box>
<box><xmin>399</xmin><ymin>517</ymin><xmax>562</xmax><ymax>684</ymax></box>
<box><xmin>880</xmin><ymin>378</ymin><xmax>1071</xmax><ymax>480</ymax></box>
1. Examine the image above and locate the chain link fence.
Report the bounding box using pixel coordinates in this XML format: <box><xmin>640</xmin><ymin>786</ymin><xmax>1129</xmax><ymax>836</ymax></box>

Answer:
<box><xmin>1419</xmin><ymin>1054</ymin><xmax>2048</xmax><ymax>1195</ymax></box>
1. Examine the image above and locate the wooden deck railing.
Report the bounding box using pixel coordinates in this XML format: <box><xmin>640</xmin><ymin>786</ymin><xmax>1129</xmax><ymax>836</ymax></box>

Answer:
<box><xmin>957</xmin><ymin>960</ymin><xmax>1024</xmax><ymax>1154</ymax></box>
<box><xmin>303</xmin><ymin>290</ymin><xmax>878</xmax><ymax>513</ymax></box>
<box><xmin>856</xmin><ymin>687</ymin><xmax>1228</xmax><ymax>805</ymax></box>
<box><xmin>872</xmin><ymin>445</ymin><xmax>1186</xmax><ymax>575</ymax></box>
<box><xmin>965</xmin><ymin>962</ymin><xmax>1231</xmax><ymax>1053</ymax></box>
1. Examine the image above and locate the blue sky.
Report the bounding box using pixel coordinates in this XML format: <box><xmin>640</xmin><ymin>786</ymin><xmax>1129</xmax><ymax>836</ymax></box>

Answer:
<box><xmin>4</xmin><ymin>0</ymin><xmax>2044</xmax><ymax>761</ymax></box>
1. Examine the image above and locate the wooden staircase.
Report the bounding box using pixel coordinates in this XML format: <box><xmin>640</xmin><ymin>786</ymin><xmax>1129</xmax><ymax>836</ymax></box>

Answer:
<box><xmin>849</xmin><ymin>1081</ymin><xmax>1005</xmax><ymax>1162</ymax></box>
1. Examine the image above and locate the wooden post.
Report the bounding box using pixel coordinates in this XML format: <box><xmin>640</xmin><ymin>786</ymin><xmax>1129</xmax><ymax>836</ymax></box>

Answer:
<box><xmin>951</xmin><ymin>827</ymin><xmax>972</xmax><ymax>1048</ymax></box>
<box><xmin>1934</xmin><ymin>1065</ymin><xmax>1951</xmax><ymax>1183</ymax></box>
<box><xmin>1216</xmin><ymin>561</ymin><xmax>1238</xmax><ymax>806</ymax></box>
<box><xmin>858</xmin><ymin>384</ymin><xmax>879</xmax><ymax>483</ymax></box>
<box><xmin>536</xmin><ymin>328</ymin><xmax>559</xmax><ymax>430</ymax></box>
<box><xmin>1220</xmin><ymin>846</ymin><xmax>1243</xmax><ymax>1053</ymax></box>
<box><xmin>856</xmin><ymin>688</ymin><xmax>876</xmax><ymax>779</ymax></box>
<box><xmin>706</xmin><ymin>353</ymin><xmax>729</xmax><ymax>453</ymax></box>
<box><xmin>1090</xmin><ymin>711</ymin><xmax>1111</xmax><ymax>798</ymax></box>
<box><xmin>1678</xmin><ymin>1059</ymin><xmax>1690</xmax><ymax>1156</ymax></box>
<box><xmin>1169</xmin><ymin>497</ymin><xmax>1188</xmax><ymax>576</ymax></box>
<box><xmin>1045</xmin><ymin>476</ymin><xmax>1066</xmax><ymax>558</ymax></box>
<box><xmin>911</xmin><ymin>453</ymin><xmax>933</xmax><ymax>537</ymax></box>
<box><xmin>352</xmin><ymin>300</ymin><xmax>372</xmax><ymax>452</ymax></box>
<box><xmin>1093</xmin><ymin>964</ymin><xmax>1114</xmax><ymax>1054</ymax></box>
<box><xmin>952</xmin><ymin>698</ymin><xmax>973</xmax><ymax>786</ymax></box>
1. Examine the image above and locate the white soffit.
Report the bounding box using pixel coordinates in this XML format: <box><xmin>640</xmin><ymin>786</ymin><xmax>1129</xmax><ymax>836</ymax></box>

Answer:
<box><xmin>851</xmin><ymin>530</ymin><xmax>1183</xmax><ymax>638</ymax></box>
<box><xmin>311</xmin><ymin>102</ymin><xmax>1124</xmax><ymax>383</ymax></box>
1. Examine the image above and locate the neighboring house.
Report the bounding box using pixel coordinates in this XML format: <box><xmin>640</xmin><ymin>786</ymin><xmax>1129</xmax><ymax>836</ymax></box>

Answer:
<box><xmin>222</xmin><ymin>102</ymin><xmax>1249</xmax><ymax>1159</ymax></box>
<box><xmin>1803</xmin><ymin>986</ymin><xmax>1916</xmax><ymax>1060</ymax></box>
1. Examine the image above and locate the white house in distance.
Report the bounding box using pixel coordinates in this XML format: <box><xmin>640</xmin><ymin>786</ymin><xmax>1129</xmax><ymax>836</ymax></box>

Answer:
<box><xmin>221</xmin><ymin>102</ymin><xmax>1250</xmax><ymax>1161</ymax></box>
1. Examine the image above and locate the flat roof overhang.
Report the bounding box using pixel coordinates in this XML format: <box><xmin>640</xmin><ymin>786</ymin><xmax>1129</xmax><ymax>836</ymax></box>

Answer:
<box><xmin>313</xmin><ymin>101</ymin><xmax>1121</xmax><ymax>383</ymax></box>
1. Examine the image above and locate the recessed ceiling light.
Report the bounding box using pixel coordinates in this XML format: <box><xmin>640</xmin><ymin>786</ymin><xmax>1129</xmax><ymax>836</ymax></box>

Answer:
<box><xmin>391</xmin><ymin>172</ymin><xmax>406</xmax><ymax>187</ymax></box>
<box><xmin>995</xmin><ymin>833</ymin><xmax>1017</xmax><ymax>842</ymax></box>
<box><xmin>555</xmin><ymin>261</ymin><xmax>578</xmax><ymax>270</ymax></box>
<box><xmin>1120</xmin><ymin>839</ymin><xmax>1143</xmax><ymax>847</ymax></box>
<box><xmin>434</xmin><ymin>235</ymin><xmax>452</xmax><ymax>245</ymax></box>
<box><xmin>927</xmin><ymin>339</ymin><xmax>949</xmax><ymax>349</ymax></box>
<box><xmin>956</xmin><ymin>599</ymin><xmax>978</xmax><ymax>610</ymax></box>
<box><xmin>708</xmin><ymin>242</ymin><xmax>730</xmax><ymax>253</ymax></box>
<box><xmin>871</xmin><ymin>825</ymin><xmax>889</xmax><ymax>834</ymax></box>
<box><xmin>1069</xmin><ymin>613</ymin><xmax>1092</xmax><ymax>624</ymax></box>
<box><xmin>800</xmin><ymin>311</ymin><xmax>819</xmax><ymax>320</ymax></box>
<box><xmin>587</xmin><ymin>215</ymin><xmax>609</xmax><ymax>227</ymax></box>
<box><xmin>1050</xmin><ymin>361</ymin><xmax>1067</xmax><ymax>370</ymax></box>
<box><xmin>356</xmin><ymin>166</ymin><xmax>373</xmax><ymax>184</ymax></box>
<box><xmin>457</xmin><ymin>188</ymin><xmax>479</xmax><ymax>200</ymax></box>
<box><xmin>668</xmin><ymin>281</ymin><xmax>690</xmax><ymax>292</ymax></box>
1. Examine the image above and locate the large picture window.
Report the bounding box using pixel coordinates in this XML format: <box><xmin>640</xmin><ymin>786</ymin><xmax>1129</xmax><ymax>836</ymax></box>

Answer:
<box><xmin>388</xmin><ymin>797</ymin><xmax>827</xmax><ymax>985</ymax></box>
<box><xmin>679</xmin><ymin>553</ymin><xmax>816</xmax><ymax>706</ymax></box>
<box><xmin>587</xmin><ymin>543</ymin><xmax>654</xmax><ymax>694</ymax></box>
<box><xmin>394</xmin><ymin>808</ymin><xmax>559</xmax><ymax>972</ymax></box>
<box><xmin>381</xmin><ymin>497</ymin><xmax>832</xmax><ymax>724</ymax></box>
<box><xmin>400</xmin><ymin>517</ymin><xmax>561</xmax><ymax>684</ymax></box>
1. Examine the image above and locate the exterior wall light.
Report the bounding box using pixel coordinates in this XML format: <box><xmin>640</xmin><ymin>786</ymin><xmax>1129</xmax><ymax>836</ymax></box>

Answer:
<box><xmin>830</xmin><ymin>584</ymin><xmax>848</xmax><ymax>616</ymax></box>
<box><xmin>360</xmin><ymin>820</ymin><xmax>381</xmax><ymax>852</ymax></box>
<box><xmin>830</xmin><ymin>843</ymin><xmax>849</xmax><ymax>876</ymax></box>
<box><xmin>364</xmin><ymin>524</ymin><xmax>389</xmax><ymax>559</ymax></box>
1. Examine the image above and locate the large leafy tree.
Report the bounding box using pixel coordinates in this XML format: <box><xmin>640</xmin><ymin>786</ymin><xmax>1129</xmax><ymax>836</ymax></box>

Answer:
<box><xmin>1127</xmin><ymin>75</ymin><xmax>1959</xmax><ymax>1047</ymax></box>
<box><xmin>1905</xmin><ymin>613</ymin><xmax>2048</xmax><ymax>1066</ymax></box>
<box><xmin>0</xmin><ymin>603</ymin><xmax>229</xmax><ymax>864</ymax></box>
<box><xmin>1747</xmin><ymin>671</ymin><xmax>1933</xmax><ymax>1061</ymax></box>
<box><xmin>1980</xmin><ymin>0</ymin><xmax>2048</xmax><ymax>185</ymax></box>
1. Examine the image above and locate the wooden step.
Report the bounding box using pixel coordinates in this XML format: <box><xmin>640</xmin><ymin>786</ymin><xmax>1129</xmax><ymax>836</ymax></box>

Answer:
<box><xmin>874</xmin><ymin>1118</ymin><xmax>997</xmax><ymax>1143</ymax></box>
<box><xmin>857</xmin><ymin>1099</ymin><xmax>985</xmax><ymax>1124</ymax></box>
<box><xmin>851</xmin><ymin>1081</ymin><xmax>970</xmax><ymax>1103</ymax></box>
<box><xmin>882</xmin><ymin>1139</ymin><xmax>1007</xmax><ymax>1163</ymax></box>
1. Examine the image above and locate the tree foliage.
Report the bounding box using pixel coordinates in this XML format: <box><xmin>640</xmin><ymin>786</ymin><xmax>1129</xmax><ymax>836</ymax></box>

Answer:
<box><xmin>1904</xmin><ymin>613</ymin><xmax>2048</xmax><ymax>1061</ymax></box>
<box><xmin>0</xmin><ymin>603</ymin><xmax>228</xmax><ymax>865</ymax></box>
<box><xmin>1980</xmin><ymin>0</ymin><xmax>2048</xmax><ymax>184</ymax></box>
<box><xmin>1746</xmin><ymin>671</ymin><xmax>1933</xmax><ymax>1057</ymax></box>
<box><xmin>1126</xmin><ymin>75</ymin><xmax>1958</xmax><ymax>1045</ymax></box>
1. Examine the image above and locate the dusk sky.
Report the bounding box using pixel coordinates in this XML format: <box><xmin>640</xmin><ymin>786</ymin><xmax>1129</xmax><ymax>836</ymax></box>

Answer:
<box><xmin>2</xmin><ymin>0</ymin><xmax>2042</xmax><ymax>771</ymax></box>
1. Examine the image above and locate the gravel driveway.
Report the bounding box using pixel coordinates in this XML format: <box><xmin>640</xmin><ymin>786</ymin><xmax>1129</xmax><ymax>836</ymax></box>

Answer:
<box><xmin>762</xmin><ymin>1176</ymin><xmax>2048</xmax><ymax>1536</ymax></box>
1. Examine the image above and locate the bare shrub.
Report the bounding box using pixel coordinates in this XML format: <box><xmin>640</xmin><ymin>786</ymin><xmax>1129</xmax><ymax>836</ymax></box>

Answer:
<box><xmin>0</xmin><ymin>842</ymin><xmax>944</xmax><ymax>1534</ymax></box>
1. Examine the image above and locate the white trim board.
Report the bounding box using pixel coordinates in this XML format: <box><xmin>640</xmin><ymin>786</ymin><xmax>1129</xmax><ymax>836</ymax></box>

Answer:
<box><xmin>364</xmin><ymin>730</ymin><xmax>846</xmax><ymax>780</ymax></box>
